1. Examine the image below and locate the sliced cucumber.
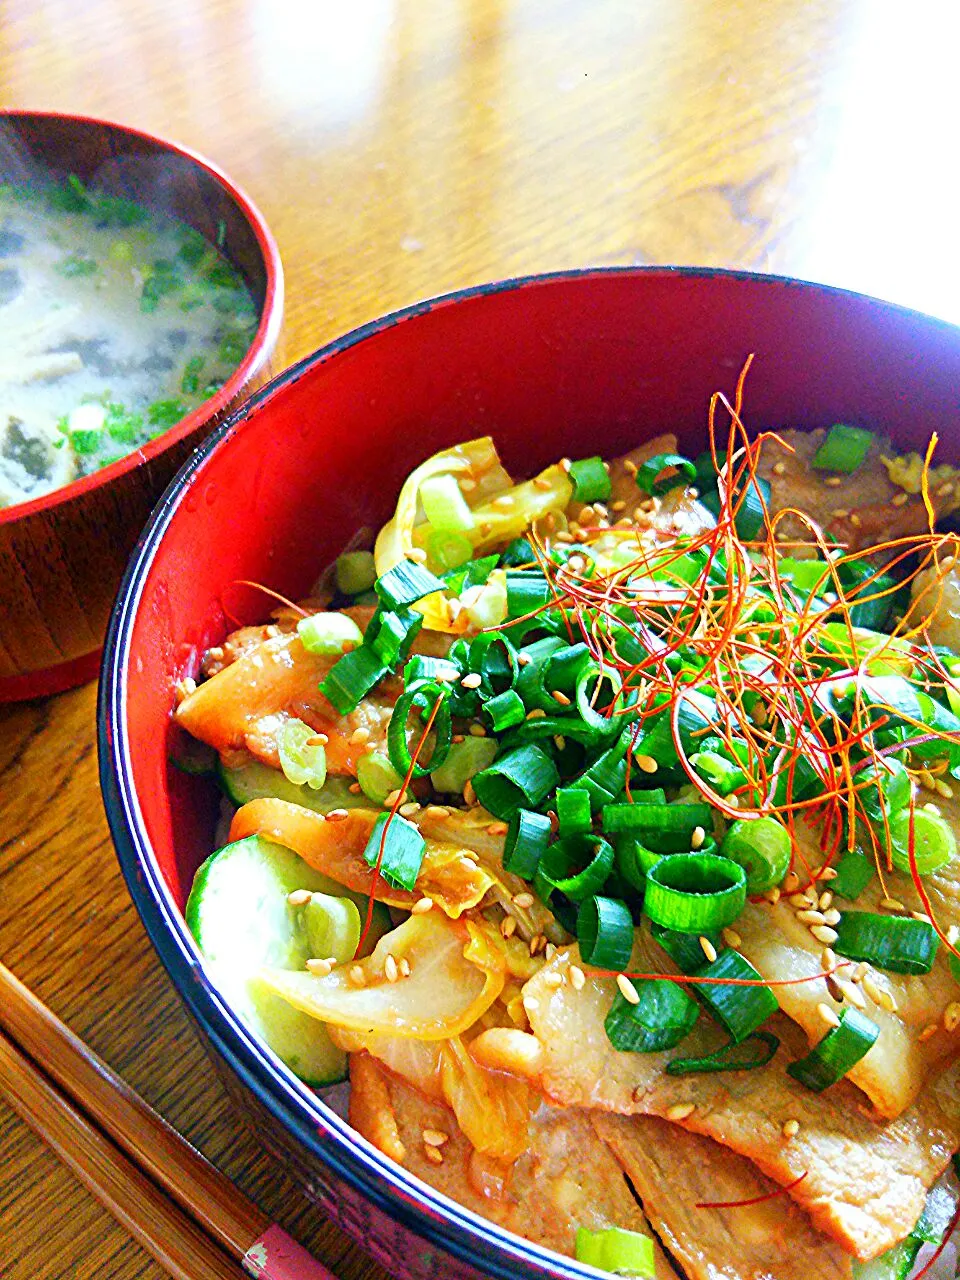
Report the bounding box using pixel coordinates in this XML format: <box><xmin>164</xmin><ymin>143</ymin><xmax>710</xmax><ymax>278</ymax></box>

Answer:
<box><xmin>219</xmin><ymin>760</ymin><xmax>368</xmax><ymax>813</ymax></box>
<box><xmin>187</xmin><ymin>835</ymin><xmax>354</xmax><ymax>1086</ymax></box>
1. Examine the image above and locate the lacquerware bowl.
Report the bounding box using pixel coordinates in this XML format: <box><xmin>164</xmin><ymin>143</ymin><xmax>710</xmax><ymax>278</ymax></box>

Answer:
<box><xmin>98</xmin><ymin>268</ymin><xmax>960</xmax><ymax>1280</ymax></box>
<box><xmin>0</xmin><ymin>110</ymin><xmax>283</xmax><ymax>702</ymax></box>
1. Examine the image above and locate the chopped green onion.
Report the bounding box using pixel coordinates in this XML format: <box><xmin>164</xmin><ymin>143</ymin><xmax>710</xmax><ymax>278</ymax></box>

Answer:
<box><xmin>297</xmin><ymin>611</ymin><xmax>364</xmax><ymax>657</ymax></box>
<box><xmin>574</xmin><ymin>1226</ymin><xmax>656</xmax><ymax>1279</ymax></box>
<box><xmin>356</xmin><ymin>751</ymin><xmax>404</xmax><ymax>805</ymax></box>
<box><xmin>427</xmin><ymin>530</ymin><xmax>474</xmax><ymax>571</ymax></box>
<box><xmin>430</xmin><ymin>736</ymin><xmax>498</xmax><ymax>794</ymax></box>
<box><xmin>644</xmin><ymin>854</ymin><xmax>747</xmax><ymax>932</ymax></box>
<box><xmin>575</xmin><ymin>661</ymin><xmax>622</xmax><ymax>732</ymax></box>
<box><xmin>442</xmin><ymin>554</ymin><xmax>499</xmax><ymax>595</ymax></box>
<box><xmin>810</xmin><ymin>423</ymin><xmax>874</xmax><ymax>473</ymax></box>
<box><xmin>276</xmin><ymin>719</ymin><xmax>327</xmax><ymax>790</ymax></box>
<box><xmin>692</xmin><ymin>949</ymin><xmax>778</xmax><ymax>1042</ymax></box>
<box><xmin>578</xmin><ymin>895</ymin><xmax>634</xmax><ymax>969</ymax></box>
<box><xmin>602</xmin><ymin>802</ymin><xmax>713</xmax><ymax>853</ymax></box>
<box><xmin>536</xmin><ymin>834</ymin><xmax>615</xmax><ymax>904</ymax></box>
<box><xmin>386</xmin><ymin>682</ymin><xmax>452</xmax><ymax>778</ymax></box>
<box><xmin>615</xmin><ymin>837</ymin><xmax>655</xmax><ymax>893</ymax></box>
<box><xmin>467</xmin><ymin>631</ymin><xmax>518</xmax><ymax>696</ymax></box>
<box><xmin>831</xmin><ymin>849</ymin><xmax>875</xmax><ymax>901</ymax></box>
<box><xmin>319</xmin><ymin>646</ymin><xmax>389</xmax><ymax>715</ymax></box>
<box><xmin>335</xmin><ymin>550</ymin><xmax>377</xmax><ymax>595</ymax></box>
<box><xmin>604</xmin><ymin>977</ymin><xmax>699</xmax><ymax>1052</ymax></box>
<box><xmin>362</xmin><ymin>813</ymin><xmax>426</xmax><ymax>891</ymax></box>
<box><xmin>719</xmin><ymin>817</ymin><xmax>791</xmax><ymax>893</ymax></box>
<box><xmin>499</xmin><ymin>537</ymin><xmax>536</xmax><ymax>568</ymax></box>
<box><xmin>787</xmin><ymin>1007</ymin><xmax>879</xmax><ymax>1092</ymax></box>
<box><xmin>833</xmin><ymin>912</ymin><xmax>938</xmax><ymax>975</ymax></box>
<box><xmin>374</xmin><ymin>560</ymin><xmax>445</xmax><ymax>609</ymax></box>
<box><xmin>503</xmin><ymin>808</ymin><xmax>552</xmax><ymax>878</ymax></box>
<box><xmin>888</xmin><ymin>806</ymin><xmax>957</xmax><ymax>876</ymax></box>
<box><xmin>568</xmin><ymin>456</ymin><xmax>612</xmax><ymax>504</ymax></box>
<box><xmin>634</xmin><ymin>453</ymin><xmax>697</xmax><ymax>497</ymax></box>
<box><xmin>666</xmin><ymin>1030</ymin><xmax>779</xmax><ymax>1076</ymax></box>
<box><xmin>403</xmin><ymin>653</ymin><xmax>461</xmax><ymax>687</ymax></box>
<box><xmin>472</xmin><ymin>745</ymin><xmax>560</xmax><ymax>820</ymax></box>
<box><xmin>556</xmin><ymin>787</ymin><xmax>592</xmax><ymax>837</ymax></box>
<box><xmin>652</xmin><ymin>923</ymin><xmax>722</xmax><ymax>974</ymax></box>
<box><xmin>506</xmin><ymin>571</ymin><xmax>552</xmax><ymax>619</ymax></box>
<box><xmin>419</xmin><ymin>474</ymin><xmax>475</xmax><ymax>531</ymax></box>
<box><xmin>729</xmin><ymin>474</ymin><xmax>770</xmax><ymax>541</ymax></box>
<box><xmin>367</xmin><ymin>607</ymin><xmax>424</xmax><ymax>667</ymax></box>
<box><xmin>483</xmin><ymin>689</ymin><xmax>526</xmax><ymax>732</ymax></box>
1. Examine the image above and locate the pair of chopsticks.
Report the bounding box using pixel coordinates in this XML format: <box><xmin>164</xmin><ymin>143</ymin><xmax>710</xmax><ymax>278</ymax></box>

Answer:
<box><xmin>0</xmin><ymin>959</ymin><xmax>337</xmax><ymax>1280</ymax></box>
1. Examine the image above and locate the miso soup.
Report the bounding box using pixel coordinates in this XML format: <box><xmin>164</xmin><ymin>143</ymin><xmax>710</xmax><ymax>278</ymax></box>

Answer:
<box><xmin>0</xmin><ymin>176</ymin><xmax>258</xmax><ymax>509</ymax></box>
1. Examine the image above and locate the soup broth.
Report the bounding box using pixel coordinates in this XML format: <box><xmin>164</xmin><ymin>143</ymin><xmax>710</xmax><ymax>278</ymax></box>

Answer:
<box><xmin>0</xmin><ymin>176</ymin><xmax>258</xmax><ymax>509</ymax></box>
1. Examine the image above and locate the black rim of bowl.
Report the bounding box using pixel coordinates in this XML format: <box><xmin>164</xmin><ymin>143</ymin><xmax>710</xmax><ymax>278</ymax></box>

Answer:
<box><xmin>97</xmin><ymin>263</ymin><xmax>959</xmax><ymax>1279</ymax></box>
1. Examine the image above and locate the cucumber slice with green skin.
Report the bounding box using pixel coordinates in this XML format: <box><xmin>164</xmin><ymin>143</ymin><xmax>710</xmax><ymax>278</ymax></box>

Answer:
<box><xmin>218</xmin><ymin>760</ymin><xmax>368</xmax><ymax>814</ymax></box>
<box><xmin>186</xmin><ymin>835</ymin><xmax>369</xmax><ymax>1087</ymax></box>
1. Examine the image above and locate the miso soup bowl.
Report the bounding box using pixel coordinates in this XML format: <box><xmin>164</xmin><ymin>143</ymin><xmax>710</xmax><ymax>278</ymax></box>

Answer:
<box><xmin>99</xmin><ymin>268</ymin><xmax>960</xmax><ymax>1280</ymax></box>
<box><xmin>0</xmin><ymin>110</ymin><xmax>282</xmax><ymax>702</ymax></box>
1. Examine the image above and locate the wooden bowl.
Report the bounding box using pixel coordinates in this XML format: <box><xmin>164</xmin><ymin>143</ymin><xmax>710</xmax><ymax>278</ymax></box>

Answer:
<box><xmin>0</xmin><ymin>110</ymin><xmax>283</xmax><ymax>702</ymax></box>
<box><xmin>99</xmin><ymin>268</ymin><xmax>960</xmax><ymax>1280</ymax></box>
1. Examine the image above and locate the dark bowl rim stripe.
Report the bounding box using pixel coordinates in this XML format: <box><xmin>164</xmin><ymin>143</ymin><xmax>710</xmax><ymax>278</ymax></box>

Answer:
<box><xmin>97</xmin><ymin>263</ymin><xmax>960</xmax><ymax>1280</ymax></box>
<box><xmin>0</xmin><ymin>107</ymin><xmax>283</xmax><ymax>528</ymax></box>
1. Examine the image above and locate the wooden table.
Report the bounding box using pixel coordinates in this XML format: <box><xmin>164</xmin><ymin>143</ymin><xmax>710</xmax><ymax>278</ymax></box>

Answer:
<box><xmin>1</xmin><ymin>1</ymin><xmax>958</xmax><ymax>1274</ymax></box>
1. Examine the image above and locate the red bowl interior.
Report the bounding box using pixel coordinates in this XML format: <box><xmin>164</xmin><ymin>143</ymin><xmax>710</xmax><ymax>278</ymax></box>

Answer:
<box><xmin>101</xmin><ymin>267</ymin><xmax>960</xmax><ymax>1277</ymax></box>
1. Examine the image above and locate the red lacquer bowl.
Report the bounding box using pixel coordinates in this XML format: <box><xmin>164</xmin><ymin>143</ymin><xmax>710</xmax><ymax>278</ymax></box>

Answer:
<box><xmin>99</xmin><ymin>268</ymin><xmax>960</xmax><ymax>1280</ymax></box>
<box><xmin>0</xmin><ymin>110</ymin><xmax>283</xmax><ymax>702</ymax></box>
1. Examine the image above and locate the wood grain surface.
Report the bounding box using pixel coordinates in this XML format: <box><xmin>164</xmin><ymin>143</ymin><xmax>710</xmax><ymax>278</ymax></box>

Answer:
<box><xmin>1</xmin><ymin>1</ymin><xmax>958</xmax><ymax>1275</ymax></box>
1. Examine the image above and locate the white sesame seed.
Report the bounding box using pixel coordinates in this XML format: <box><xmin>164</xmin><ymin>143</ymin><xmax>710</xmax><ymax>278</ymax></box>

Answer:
<box><xmin>385</xmin><ymin>954</ymin><xmax>399</xmax><ymax>983</ymax></box>
<box><xmin>544</xmin><ymin>972</ymin><xmax>564</xmax><ymax>988</ymax></box>
<box><xmin>818</xmin><ymin>892</ymin><xmax>833</xmax><ymax>911</ymax></box>
<box><xmin>399</xmin><ymin>957</ymin><xmax>411</xmax><ymax>977</ymax></box>
<box><xmin>523</xmin><ymin>995</ymin><xmax>540</xmax><ymax>1013</ymax></box>
<box><xmin>399</xmin><ymin>801</ymin><xmax>421</xmax><ymax>818</ymax></box>
<box><xmin>487</xmin><ymin>822</ymin><xmax>509</xmax><ymax>836</ymax></box>
<box><xmin>911</xmin><ymin>911</ymin><xmax>933</xmax><ymax>924</ymax></box>
<box><xmin>513</xmin><ymin>892</ymin><xmax>535</xmax><ymax>909</ymax></box>
<box><xmin>919</xmin><ymin>1023</ymin><xmax>940</xmax><ymax>1043</ymax></box>
<box><xmin>821</xmin><ymin>908</ymin><xmax>841</xmax><ymax>927</ymax></box>
<box><xmin>570</xmin><ymin>965</ymin><xmax>586</xmax><ymax>991</ymax></box>
<box><xmin>500</xmin><ymin>916</ymin><xmax>518</xmax><ymax>939</ymax></box>
<box><xmin>817</xmin><ymin>1002</ymin><xmax>841</xmax><ymax>1029</ymax></box>
<box><xmin>821</xmin><ymin>947</ymin><xmax>837</xmax><ymax>971</ymax></box>
<box><xmin>944</xmin><ymin>1002</ymin><xmax>960</xmax><ymax>1033</ymax></box>
<box><xmin>635</xmin><ymin>754</ymin><xmax>658</xmax><ymax>774</ymax></box>
<box><xmin>617</xmin><ymin>974</ymin><xmax>640</xmax><ymax>1004</ymax></box>
<box><xmin>422</xmin><ymin>1128</ymin><xmax>449</xmax><ymax>1147</ymax></box>
<box><xmin>892</xmin><ymin>491</ymin><xmax>909</xmax><ymax>507</ymax></box>
<box><xmin>772</xmin><ymin>461</ymin><xmax>787</xmax><ymax>477</ymax></box>
<box><xmin>796</xmin><ymin>909</ymin><xmax>826</xmax><ymax>926</ymax></box>
<box><xmin>699</xmin><ymin>936</ymin><xmax>718</xmax><ymax>963</ymax></box>
<box><xmin>782</xmin><ymin>871</ymin><xmax>800</xmax><ymax>894</ymax></box>
<box><xmin>287</xmin><ymin>889</ymin><xmax>312</xmax><ymax>906</ymax></box>
<box><xmin>348</xmin><ymin>965</ymin><xmax>366</xmax><ymax>987</ymax></box>
<box><xmin>423</xmin><ymin>1145</ymin><xmax>444</xmax><ymax>1164</ymax></box>
<box><xmin>880</xmin><ymin>897</ymin><xmax>906</xmax><ymax>912</ymax></box>
<box><xmin>349</xmin><ymin>726</ymin><xmax>371</xmax><ymax>745</ymax></box>
<box><xmin>811</xmin><ymin>925</ymin><xmax>839</xmax><ymax>945</ymax></box>
<box><xmin>840</xmin><ymin>980</ymin><xmax>867</xmax><ymax>1011</ymax></box>
<box><xmin>411</xmin><ymin>897</ymin><xmax>434</xmax><ymax>915</ymax></box>
<box><xmin>425</xmin><ymin>804</ymin><xmax>450</xmax><ymax>818</ymax></box>
<box><xmin>819</xmin><ymin>866</ymin><xmax>838</xmax><ymax>881</ymax></box>
<box><xmin>551</xmin><ymin>689</ymin><xmax>572</xmax><ymax>707</ymax></box>
<box><xmin>782</xmin><ymin>1118</ymin><xmax>800</xmax><ymax>1138</ymax></box>
<box><xmin>325</xmin><ymin>808</ymin><xmax>349</xmax><ymax>821</ymax></box>
<box><xmin>305</xmin><ymin>957</ymin><xmax>334</xmax><ymax>977</ymax></box>
<box><xmin>691</xmin><ymin>825</ymin><xmax>706</xmax><ymax>850</ymax></box>
<box><xmin>721</xmin><ymin>928</ymin><xmax>742</xmax><ymax>949</ymax></box>
<box><xmin>460</xmin><ymin>672</ymin><xmax>482</xmax><ymax>690</ymax></box>
<box><xmin>667</xmin><ymin>1102</ymin><xmax>695</xmax><ymax>1122</ymax></box>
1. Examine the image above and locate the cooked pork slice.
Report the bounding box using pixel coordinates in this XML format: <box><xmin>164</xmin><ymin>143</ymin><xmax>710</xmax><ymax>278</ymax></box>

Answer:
<box><xmin>754</xmin><ymin>428</ymin><xmax>936</xmax><ymax>554</ymax></box>
<box><xmin>348</xmin><ymin>1054</ymin><xmax>675</xmax><ymax>1273</ymax></box>
<box><xmin>733</xmin><ymin>893</ymin><xmax>960</xmax><ymax>1120</ymax></box>
<box><xmin>593</xmin><ymin>1113</ymin><xmax>853</xmax><ymax>1280</ymax></box>
<box><xmin>520</xmin><ymin>945</ymin><xmax>960</xmax><ymax>1260</ymax></box>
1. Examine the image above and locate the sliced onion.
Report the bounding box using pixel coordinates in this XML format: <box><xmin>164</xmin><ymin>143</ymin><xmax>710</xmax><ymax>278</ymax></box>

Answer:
<box><xmin>262</xmin><ymin>914</ymin><xmax>505</xmax><ymax>1040</ymax></box>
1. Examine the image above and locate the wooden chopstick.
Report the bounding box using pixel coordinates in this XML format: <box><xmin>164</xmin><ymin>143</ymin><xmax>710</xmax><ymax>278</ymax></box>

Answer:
<box><xmin>0</xmin><ymin>1025</ymin><xmax>241</xmax><ymax>1280</ymax></box>
<box><xmin>0</xmin><ymin>959</ymin><xmax>336</xmax><ymax>1279</ymax></box>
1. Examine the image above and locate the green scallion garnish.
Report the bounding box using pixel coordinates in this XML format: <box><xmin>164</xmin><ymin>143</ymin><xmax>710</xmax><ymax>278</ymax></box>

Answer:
<box><xmin>810</xmin><ymin>423</ymin><xmax>874</xmax><ymax>474</ymax></box>
<box><xmin>787</xmin><ymin>1007</ymin><xmax>879</xmax><ymax>1092</ymax></box>
<box><xmin>604</xmin><ymin>977</ymin><xmax>699</xmax><ymax>1052</ymax></box>
<box><xmin>643</xmin><ymin>854</ymin><xmax>747</xmax><ymax>932</ymax></box>
<box><xmin>568</xmin><ymin>456</ymin><xmax>612</xmax><ymax>504</ymax></box>
<box><xmin>361</xmin><ymin>812</ymin><xmax>426</xmax><ymax>891</ymax></box>
<box><xmin>833</xmin><ymin>912</ymin><xmax>939</xmax><ymax>975</ymax></box>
